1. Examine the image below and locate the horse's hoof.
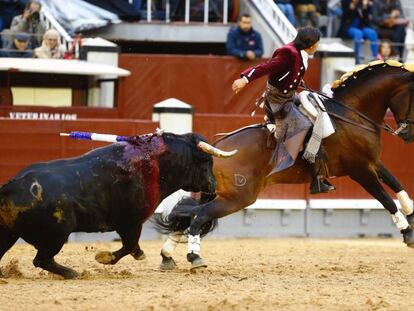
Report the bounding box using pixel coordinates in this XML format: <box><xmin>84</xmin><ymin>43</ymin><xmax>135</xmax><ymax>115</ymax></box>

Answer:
<box><xmin>190</xmin><ymin>257</ymin><xmax>207</xmax><ymax>271</ymax></box>
<box><xmin>95</xmin><ymin>251</ymin><xmax>115</xmax><ymax>265</ymax></box>
<box><xmin>131</xmin><ymin>249</ymin><xmax>146</xmax><ymax>261</ymax></box>
<box><xmin>160</xmin><ymin>256</ymin><xmax>177</xmax><ymax>271</ymax></box>
<box><xmin>403</xmin><ymin>229</ymin><xmax>414</xmax><ymax>248</ymax></box>
<box><xmin>407</xmin><ymin>213</ymin><xmax>414</xmax><ymax>227</ymax></box>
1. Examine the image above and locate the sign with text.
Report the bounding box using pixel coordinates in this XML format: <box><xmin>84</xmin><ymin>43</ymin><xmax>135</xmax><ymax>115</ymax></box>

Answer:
<box><xmin>9</xmin><ymin>112</ymin><xmax>77</xmax><ymax>120</ymax></box>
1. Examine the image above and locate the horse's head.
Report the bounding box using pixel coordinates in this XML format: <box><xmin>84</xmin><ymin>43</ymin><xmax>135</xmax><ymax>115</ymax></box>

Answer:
<box><xmin>388</xmin><ymin>72</ymin><xmax>414</xmax><ymax>143</ymax></box>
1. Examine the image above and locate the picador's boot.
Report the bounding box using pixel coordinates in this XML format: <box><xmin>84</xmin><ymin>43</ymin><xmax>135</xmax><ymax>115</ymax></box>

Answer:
<box><xmin>310</xmin><ymin>174</ymin><xmax>335</xmax><ymax>194</ymax></box>
<box><xmin>309</xmin><ymin>152</ymin><xmax>335</xmax><ymax>195</ymax></box>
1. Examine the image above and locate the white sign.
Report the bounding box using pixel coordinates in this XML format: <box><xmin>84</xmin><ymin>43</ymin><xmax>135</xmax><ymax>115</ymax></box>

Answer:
<box><xmin>9</xmin><ymin>112</ymin><xmax>77</xmax><ymax>120</ymax></box>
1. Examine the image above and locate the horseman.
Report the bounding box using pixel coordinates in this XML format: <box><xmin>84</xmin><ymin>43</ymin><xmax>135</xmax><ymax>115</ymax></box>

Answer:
<box><xmin>232</xmin><ymin>27</ymin><xmax>334</xmax><ymax>195</ymax></box>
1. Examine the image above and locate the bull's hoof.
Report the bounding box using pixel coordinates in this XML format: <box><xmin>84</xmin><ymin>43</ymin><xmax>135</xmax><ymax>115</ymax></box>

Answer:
<box><xmin>407</xmin><ymin>213</ymin><xmax>414</xmax><ymax>228</ymax></box>
<box><xmin>160</xmin><ymin>253</ymin><xmax>177</xmax><ymax>270</ymax></box>
<box><xmin>403</xmin><ymin>229</ymin><xmax>414</xmax><ymax>248</ymax></box>
<box><xmin>95</xmin><ymin>251</ymin><xmax>115</xmax><ymax>265</ymax></box>
<box><xmin>131</xmin><ymin>249</ymin><xmax>146</xmax><ymax>261</ymax></box>
<box><xmin>62</xmin><ymin>269</ymin><xmax>79</xmax><ymax>280</ymax></box>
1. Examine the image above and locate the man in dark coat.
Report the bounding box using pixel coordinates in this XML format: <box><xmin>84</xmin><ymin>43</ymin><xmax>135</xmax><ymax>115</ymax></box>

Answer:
<box><xmin>226</xmin><ymin>13</ymin><xmax>263</xmax><ymax>60</ymax></box>
<box><xmin>0</xmin><ymin>32</ymin><xmax>32</xmax><ymax>58</ymax></box>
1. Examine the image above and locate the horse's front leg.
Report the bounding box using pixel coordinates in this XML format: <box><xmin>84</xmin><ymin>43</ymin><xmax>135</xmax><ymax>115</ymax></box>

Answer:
<box><xmin>376</xmin><ymin>162</ymin><xmax>414</xmax><ymax>225</ymax></box>
<box><xmin>160</xmin><ymin>232</ymin><xmax>183</xmax><ymax>270</ymax></box>
<box><xmin>350</xmin><ymin>167</ymin><xmax>414</xmax><ymax>247</ymax></box>
<box><xmin>186</xmin><ymin>194</ymin><xmax>257</xmax><ymax>270</ymax></box>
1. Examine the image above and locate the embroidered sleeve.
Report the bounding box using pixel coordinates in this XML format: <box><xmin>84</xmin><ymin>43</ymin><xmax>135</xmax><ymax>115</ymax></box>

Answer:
<box><xmin>240</xmin><ymin>48</ymin><xmax>291</xmax><ymax>82</ymax></box>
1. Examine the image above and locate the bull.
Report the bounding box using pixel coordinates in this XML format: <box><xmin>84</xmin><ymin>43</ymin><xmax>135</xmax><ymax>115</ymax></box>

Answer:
<box><xmin>0</xmin><ymin>132</ymin><xmax>236</xmax><ymax>279</ymax></box>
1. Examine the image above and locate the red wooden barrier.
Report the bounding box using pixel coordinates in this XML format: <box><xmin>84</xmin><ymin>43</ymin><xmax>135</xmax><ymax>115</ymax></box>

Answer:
<box><xmin>118</xmin><ymin>54</ymin><xmax>321</xmax><ymax>119</ymax></box>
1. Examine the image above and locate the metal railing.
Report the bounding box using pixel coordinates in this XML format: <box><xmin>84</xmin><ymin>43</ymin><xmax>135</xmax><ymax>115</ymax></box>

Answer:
<box><xmin>41</xmin><ymin>10</ymin><xmax>73</xmax><ymax>51</ymax></box>
<box><xmin>249</xmin><ymin>0</ymin><xmax>296</xmax><ymax>44</ymax></box>
<box><xmin>128</xmin><ymin>0</ymin><xmax>229</xmax><ymax>24</ymax></box>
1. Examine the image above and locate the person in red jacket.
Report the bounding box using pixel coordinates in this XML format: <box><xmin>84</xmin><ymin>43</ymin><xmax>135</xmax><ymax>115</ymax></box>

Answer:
<box><xmin>232</xmin><ymin>27</ymin><xmax>334</xmax><ymax>194</ymax></box>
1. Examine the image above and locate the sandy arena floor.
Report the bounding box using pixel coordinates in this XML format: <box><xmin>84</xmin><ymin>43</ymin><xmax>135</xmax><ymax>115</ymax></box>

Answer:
<box><xmin>0</xmin><ymin>238</ymin><xmax>413</xmax><ymax>311</ymax></box>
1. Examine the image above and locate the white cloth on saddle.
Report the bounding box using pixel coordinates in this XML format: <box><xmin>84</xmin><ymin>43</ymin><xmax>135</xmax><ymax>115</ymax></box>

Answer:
<box><xmin>299</xmin><ymin>91</ymin><xmax>335</xmax><ymax>163</ymax></box>
<box><xmin>298</xmin><ymin>91</ymin><xmax>335</xmax><ymax>138</ymax></box>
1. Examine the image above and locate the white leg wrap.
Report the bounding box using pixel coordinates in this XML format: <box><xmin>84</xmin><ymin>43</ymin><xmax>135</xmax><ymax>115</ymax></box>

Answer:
<box><xmin>161</xmin><ymin>233</ymin><xmax>182</xmax><ymax>258</ymax></box>
<box><xmin>397</xmin><ymin>191</ymin><xmax>414</xmax><ymax>216</ymax></box>
<box><xmin>391</xmin><ymin>211</ymin><xmax>410</xmax><ymax>231</ymax></box>
<box><xmin>187</xmin><ymin>234</ymin><xmax>201</xmax><ymax>255</ymax></box>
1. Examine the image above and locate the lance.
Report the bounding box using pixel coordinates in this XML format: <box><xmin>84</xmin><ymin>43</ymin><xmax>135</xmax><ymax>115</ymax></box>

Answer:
<box><xmin>60</xmin><ymin>131</ymin><xmax>130</xmax><ymax>143</ymax></box>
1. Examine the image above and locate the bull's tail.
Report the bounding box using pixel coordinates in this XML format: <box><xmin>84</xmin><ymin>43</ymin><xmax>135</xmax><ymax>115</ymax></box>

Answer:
<box><xmin>153</xmin><ymin>195</ymin><xmax>217</xmax><ymax>238</ymax></box>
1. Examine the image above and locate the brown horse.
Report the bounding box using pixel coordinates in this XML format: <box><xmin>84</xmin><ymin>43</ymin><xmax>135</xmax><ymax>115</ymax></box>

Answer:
<box><xmin>155</xmin><ymin>60</ymin><xmax>414</xmax><ymax>270</ymax></box>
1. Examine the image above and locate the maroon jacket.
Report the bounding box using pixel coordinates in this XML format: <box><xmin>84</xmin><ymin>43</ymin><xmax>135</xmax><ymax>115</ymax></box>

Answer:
<box><xmin>241</xmin><ymin>43</ymin><xmax>307</xmax><ymax>94</ymax></box>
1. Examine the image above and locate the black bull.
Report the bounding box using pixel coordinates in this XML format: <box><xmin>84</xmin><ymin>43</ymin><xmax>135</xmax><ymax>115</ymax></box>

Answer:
<box><xmin>0</xmin><ymin>132</ymin><xmax>235</xmax><ymax>279</ymax></box>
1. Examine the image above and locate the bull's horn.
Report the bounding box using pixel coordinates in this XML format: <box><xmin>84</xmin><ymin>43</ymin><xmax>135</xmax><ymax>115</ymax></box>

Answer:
<box><xmin>197</xmin><ymin>141</ymin><xmax>238</xmax><ymax>158</ymax></box>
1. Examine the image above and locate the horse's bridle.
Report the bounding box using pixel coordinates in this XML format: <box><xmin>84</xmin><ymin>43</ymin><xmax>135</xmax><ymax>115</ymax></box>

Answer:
<box><xmin>391</xmin><ymin>85</ymin><xmax>414</xmax><ymax>137</ymax></box>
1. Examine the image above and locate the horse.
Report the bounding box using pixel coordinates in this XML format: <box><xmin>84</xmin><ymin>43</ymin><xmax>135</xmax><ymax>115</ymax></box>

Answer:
<box><xmin>155</xmin><ymin>60</ymin><xmax>414</xmax><ymax>270</ymax></box>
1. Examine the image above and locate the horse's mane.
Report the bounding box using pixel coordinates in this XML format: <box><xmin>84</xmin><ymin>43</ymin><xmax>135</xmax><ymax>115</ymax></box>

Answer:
<box><xmin>212</xmin><ymin>124</ymin><xmax>265</xmax><ymax>145</ymax></box>
<box><xmin>331</xmin><ymin>59</ymin><xmax>414</xmax><ymax>91</ymax></box>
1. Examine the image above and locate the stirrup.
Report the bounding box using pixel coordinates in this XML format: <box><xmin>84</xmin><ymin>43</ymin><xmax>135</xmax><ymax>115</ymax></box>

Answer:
<box><xmin>310</xmin><ymin>177</ymin><xmax>335</xmax><ymax>195</ymax></box>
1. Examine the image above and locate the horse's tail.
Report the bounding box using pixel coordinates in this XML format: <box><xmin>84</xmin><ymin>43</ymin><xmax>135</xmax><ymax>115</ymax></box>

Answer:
<box><xmin>153</xmin><ymin>195</ymin><xmax>217</xmax><ymax>237</ymax></box>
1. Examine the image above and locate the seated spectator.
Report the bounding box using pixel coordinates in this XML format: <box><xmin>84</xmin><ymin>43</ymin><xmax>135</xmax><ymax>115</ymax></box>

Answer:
<box><xmin>372</xmin><ymin>0</ymin><xmax>408</xmax><ymax>58</ymax></box>
<box><xmin>226</xmin><ymin>14</ymin><xmax>263</xmax><ymax>60</ymax></box>
<box><xmin>0</xmin><ymin>32</ymin><xmax>32</xmax><ymax>58</ymax></box>
<box><xmin>338</xmin><ymin>0</ymin><xmax>378</xmax><ymax>64</ymax></box>
<box><xmin>327</xmin><ymin>0</ymin><xmax>342</xmax><ymax>37</ymax></box>
<box><xmin>0</xmin><ymin>0</ymin><xmax>26</xmax><ymax>33</ymax></box>
<box><xmin>276</xmin><ymin>0</ymin><xmax>296</xmax><ymax>26</ymax></box>
<box><xmin>294</xmin><ymin>0</ymin><xmax>320</xmax><ymax>28</ymax></box>
<box><xmin>377</xmin><ymin>39</ymin><xmax>399</xmax><ymax>61</ymax></box>
<box><xmin>33</xmin><ymin>29</ymin><xmax>65</xmax><ymax>59</ymax></box>
<box><xmin>10</xmin><ymin>0</ymin><xmax>46</xmax><ymax>48</ymax></box>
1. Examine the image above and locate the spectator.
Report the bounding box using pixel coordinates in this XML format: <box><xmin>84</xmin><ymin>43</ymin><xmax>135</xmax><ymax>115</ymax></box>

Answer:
<box><xmin>10</xmin><ymin>0</ymin><xmax>46</xmax><ymax>48</ymax></box>
<box><xmin>0</xmin><ymin>0</ymin><xmax>26</xmax><ymax>33</ymax></box>
<box><xmin>0</xmin><ymin>32</ymin><xmax>32</xmax><ymax>58</ymax></box>
<box><xmin>327</xmin><ymin>0</ymin><xmax>342</xmax><ymax>37</ymax></box>
<box><xmin>377</xmin><ymin>39</ymin><xmax>399</xmax><ymax>61</ymax></box>
<box><xmin>294</xmin><ymin>0</ymin><xmax>320</xmax><ymax>28</ymax></box>
<box><xmin>338</xmin><ymin>0</ymin><xmax>378</xmax><ymax>64</ymax></box>
<box><xmin>33</xmin><ymin>29</ymin><xmax>65</xmax><ymax>59</ymax></box>
<box><xmin>372</xmin><ymin>0</ymin><xmax>408</xmax><ymax>58</ymax></box>
<box><xmin>226</xmin><ymin>14</ymin><xmax>263</xmax><ymax>60</ymax></box>
<box><xmin>276</xmin><ymin>0</ymin><xmax>296</xmax><ymax>26</ymax></box>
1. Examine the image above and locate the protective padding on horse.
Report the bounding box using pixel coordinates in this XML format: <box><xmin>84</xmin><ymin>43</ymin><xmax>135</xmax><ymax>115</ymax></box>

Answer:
<box><xmin>161</xmin><ymin>234</ymin><xmax>182</xmax><ymax>257</ymax></box>
<box><xmin>397</xmin><ymin>190</ymin><xmax>414</xmax><ymax>216</ymax></box>
<box><xmin>188</xmin><ymin>235</ymin><xmax>201</xmax><ymax>255</ymax></box>
<box><xmin>331</xmin><ymin>60</ymin><xmax>412</xmax><ymax>90</ymax></box>
<box><xmin>391</xmin><ymin>210</ymin><xmax>410</xmax><ymax>231</ymax></box>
